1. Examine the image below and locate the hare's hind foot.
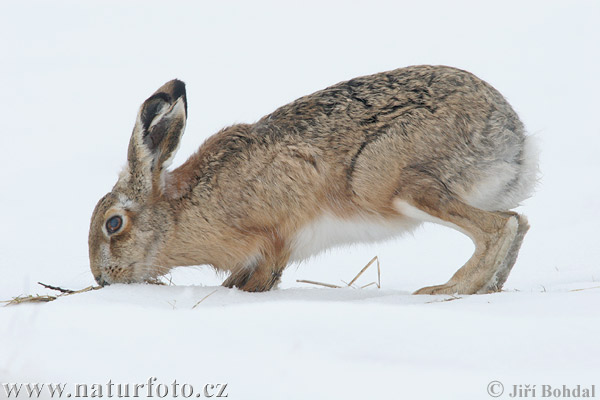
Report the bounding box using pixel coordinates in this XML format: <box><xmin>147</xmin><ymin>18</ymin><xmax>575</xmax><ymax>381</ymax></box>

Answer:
<box><xmin>476</xmin><ymin>213</ymin><xmax>530</xmax><ymax>293</ymax></box>
<box><xmin>414</xmin><ymin>214</ymin><xmax>529</xmax><ymax>295</ymax></box>
<box><xmin>413</xmin><ymin>282</ymin><xmax>459</xmax><ymax>295</ymax></box>
<box><xmin>396</xmin><ymin>199</ymin><xmax>521</xmax><ymax>295</ymax></box>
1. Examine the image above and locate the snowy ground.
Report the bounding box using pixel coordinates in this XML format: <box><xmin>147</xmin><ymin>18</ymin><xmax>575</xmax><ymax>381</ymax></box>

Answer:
<box><xmin>1</xmin><ymin>1</ymin><xmax>599</xmax><ymax>399</ymax></box>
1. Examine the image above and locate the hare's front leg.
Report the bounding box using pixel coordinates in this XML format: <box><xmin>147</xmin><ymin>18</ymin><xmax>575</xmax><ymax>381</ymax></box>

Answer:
<box><xmin>222</xmin><ymin>261</ymin><xmax>286</xmax><ymax>292</ymax></box>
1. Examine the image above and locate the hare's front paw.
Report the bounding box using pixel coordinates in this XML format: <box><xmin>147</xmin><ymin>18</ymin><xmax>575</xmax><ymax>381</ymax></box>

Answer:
<box><xmin>222</xmin><ymin>267</ymin><xmax>282</xmax><ymax>292</ymax></box>
<box><xmin>222</xmin><ymin>269</ymin><xmax>252</xmax><ymax>290</ymax></box>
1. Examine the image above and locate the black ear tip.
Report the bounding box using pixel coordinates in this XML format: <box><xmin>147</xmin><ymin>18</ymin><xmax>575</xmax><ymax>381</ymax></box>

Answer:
<box><xmin>169</xmin><ymin>79</ymin><xmax>186</xmax><ymax>99</ymax></box>
<box><xmin>153</xmin><ymin>79</ymin><xmax>186</xmax><ymax>100</ymax></box>
<box><xmin>168</xmin><ymin>79</ymin><xmax>187</xmax><ymax>114</ymax></box>
<box><xmin>143</xmin><ymin>79</ymin><xmax>188</xmax><ymax>123</ymax></box>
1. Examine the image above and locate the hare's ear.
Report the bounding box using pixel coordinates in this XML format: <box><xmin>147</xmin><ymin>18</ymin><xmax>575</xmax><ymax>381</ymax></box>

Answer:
<box><xmin>125</xmin><ymin>79</ymin><xmax>187</xmax><ymax>196</ymax></box>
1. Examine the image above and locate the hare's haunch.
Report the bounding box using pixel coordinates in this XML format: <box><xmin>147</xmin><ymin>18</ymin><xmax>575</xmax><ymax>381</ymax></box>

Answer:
<box><xmin>89</xmin><ymin>65</ymin><xmax>537</xmax><ymax>294</ymax></box>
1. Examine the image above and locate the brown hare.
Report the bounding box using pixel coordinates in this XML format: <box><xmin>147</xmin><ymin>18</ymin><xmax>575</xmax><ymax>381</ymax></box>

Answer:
<box><xmin>89</xmin><ymin>65</ymin><xmax>537</xmax><ymax>294</ymax></box>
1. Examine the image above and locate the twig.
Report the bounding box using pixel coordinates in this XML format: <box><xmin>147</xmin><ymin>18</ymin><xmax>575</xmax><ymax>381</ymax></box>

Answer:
<box><xmin>296</xmin><ymin>279</ymin><xmax>342</xmax><ymax>289</ymax></box>
<box><xmin>38</xmin><ymin>282</ymin><xmax>74</xmax><ymax>294</ymax></box>
<box><xmin>192</xmin><ymin>289</ymin><xmax>219</xmax><ymax>309</ymax></box>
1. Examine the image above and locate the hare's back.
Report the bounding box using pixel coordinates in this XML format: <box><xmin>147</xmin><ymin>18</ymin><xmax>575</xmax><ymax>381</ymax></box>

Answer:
<box><xmin>263</xmin><ymin>65</ymin><xmax>532</xmax><ymax>212</ymax></box>
<box><xmin>263</xmin><ymin>65</ymin><xmax>510</xmax><ymax>135</ymax></box>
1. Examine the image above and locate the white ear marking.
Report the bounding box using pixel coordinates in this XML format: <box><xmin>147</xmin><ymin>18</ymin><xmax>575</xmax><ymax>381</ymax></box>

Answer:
<box><xmin>147</xmin><ymin>102</ymin><xmax>171</xmax><ymax>130</ymax></box>
<box><xmin>160</xmin><ymin>99</ymin><xmax>186</xmax><ymax>171</ymax></box>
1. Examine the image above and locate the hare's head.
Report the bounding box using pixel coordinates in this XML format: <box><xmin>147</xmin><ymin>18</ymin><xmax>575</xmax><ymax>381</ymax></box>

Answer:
<box><xmin>89</xmin><ymin>80</ymin><xmax>187</xmax><ymax>286</ymax></box>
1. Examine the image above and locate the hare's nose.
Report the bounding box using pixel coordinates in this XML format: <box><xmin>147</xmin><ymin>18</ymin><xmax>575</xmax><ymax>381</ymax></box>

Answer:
<box><xmin>94</xmin><ymin>274</ymin><xmax>110</xmax><ymax>287</ymax></box>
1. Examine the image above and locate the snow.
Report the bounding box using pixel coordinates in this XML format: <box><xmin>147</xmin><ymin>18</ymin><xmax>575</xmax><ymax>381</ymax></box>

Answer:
<box><xmin>1</xmin><ymin>1</ymin><xmax>599</xmax><ymax>399</ymax></box>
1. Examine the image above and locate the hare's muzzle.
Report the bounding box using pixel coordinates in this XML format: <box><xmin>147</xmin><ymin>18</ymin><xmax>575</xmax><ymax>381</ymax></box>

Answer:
<box><xmin>94</xmin><ymin>274</ymin><xmax>109</xmax><ymax>287</ymax></box>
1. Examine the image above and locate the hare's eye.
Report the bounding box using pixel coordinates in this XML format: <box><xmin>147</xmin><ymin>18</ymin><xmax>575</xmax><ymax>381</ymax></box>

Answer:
<box><xmin>106</xmin><ymin>216</ymin><xmax>123</xmax><ymax>234</ymax></box>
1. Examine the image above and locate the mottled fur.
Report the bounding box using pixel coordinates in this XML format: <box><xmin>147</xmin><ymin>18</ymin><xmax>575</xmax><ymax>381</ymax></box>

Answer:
<box><xmin>89</xmin><ymin>65</ymin><xmax>538</xmax><ymax>294</ymax></box>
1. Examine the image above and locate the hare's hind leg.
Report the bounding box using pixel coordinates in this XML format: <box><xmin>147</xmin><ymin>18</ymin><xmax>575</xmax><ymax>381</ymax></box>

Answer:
<box><xmin>484</xmin><ymin>212</ymin><xmax>530</xmax><ymax>292</ymax></box>
<box><xmin>395</xmin><ymin>198</ymin><xmax>520</xmax><ymax>295</ymax></box>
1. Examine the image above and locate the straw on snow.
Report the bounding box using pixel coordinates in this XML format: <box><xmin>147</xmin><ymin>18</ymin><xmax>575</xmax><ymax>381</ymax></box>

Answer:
<box><xmin>3</xmin><ymin>284</ymin><xmax>102</xmax><ymax>306</ymax></box>
<box><xmin>297</xmin><ymin>256</ymin><xmax>381</xmax><ymax>289</ymax></box>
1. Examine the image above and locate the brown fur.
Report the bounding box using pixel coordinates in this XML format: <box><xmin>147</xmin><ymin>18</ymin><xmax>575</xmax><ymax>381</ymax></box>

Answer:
<box><xmin>89</xmin><ymin>65</ymin><xmax>537</xmax><ymax>294</ymax></box>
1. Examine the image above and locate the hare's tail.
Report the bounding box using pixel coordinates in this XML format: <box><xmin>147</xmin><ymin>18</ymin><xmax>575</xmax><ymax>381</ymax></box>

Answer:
<box><xmin>514</xmin><ymin>135</ymin><xmax>540</xmax><ymax>205</ymax></box>
<box><xmin>460</xmin><ymin>134</ymin><xmax>539</xmax><ymax>212</ymax></box>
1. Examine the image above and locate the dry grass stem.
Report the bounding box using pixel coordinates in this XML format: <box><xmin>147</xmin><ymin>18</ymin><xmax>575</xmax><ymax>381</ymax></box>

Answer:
<box><xmin>569</xmin><ymin>286</ymin><xmax>600</xmax><ymax>292</ymax></box>
<box><xmin>376</xmin><ymin>256</ymin><xmax>381</xmax><ymax>288</ymax></box>
<box><xmin>347</xmin><ymin>256</ymin><xmax>380</xmax><ymax>289</ymax></box>
<box><xmin>37</xmin><ymin>282</ymin><xmax>74</xmax><ymax>294</ymax></box>
<box><xmin>296</xmin><ymin>279</ymin><xmax>342</xmax><ymax>289</ymax></box>
<box><xmin>67</xmin><ymin>285</ymin><xmax>103</xmax><ymax>295</ymax></box>
<box><xmin>297</xmin><ymin>256</ymin><xmax>381</xmax><ymax>290</ymax></box>
<box><xmin>3</xmin><ymin>295</ymin><xmax>57</xmax><ymax>306</ymax></box>
<box><xmin>348</xmin><ymin>256</ymin><xmax>378</xmax><ymax>287</ymax></box>
<box><xmin>2</xmin><ymin>284</ymin><xmax>102</xmax><ymax>307</ymax></box>
<box><xmin>192</xmin><ymin>289</ymin><xmax>219</xmax><ymax>309</ymax></box>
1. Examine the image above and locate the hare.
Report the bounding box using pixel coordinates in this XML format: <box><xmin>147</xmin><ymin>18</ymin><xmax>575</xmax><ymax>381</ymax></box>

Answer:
<box><xmin>89</xmin><ymin>65</ymin><xmax>537</xmax><ymax>294</ymax></box>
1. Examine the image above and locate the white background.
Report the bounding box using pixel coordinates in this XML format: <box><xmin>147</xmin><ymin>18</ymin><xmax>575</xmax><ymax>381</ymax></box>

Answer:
<box><xmin>1</xmin><ymin>1</ymin><xmax>599</xmax><ymax>399</ymax></box>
